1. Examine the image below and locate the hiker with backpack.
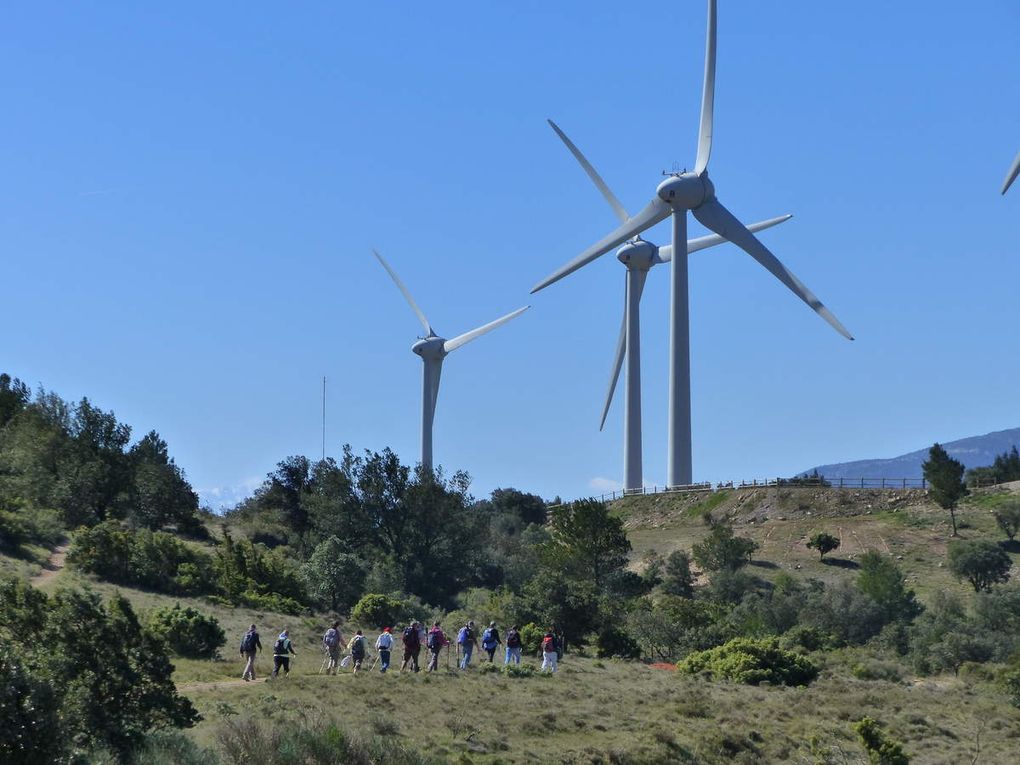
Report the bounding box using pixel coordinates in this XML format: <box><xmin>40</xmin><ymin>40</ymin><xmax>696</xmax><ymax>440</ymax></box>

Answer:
<box><xmin>481</xmin><ymin>621</ymin><xmax>502</xmax><ymax>663</ymax></box>
<box><xmin>457</xmin><ymin>620</ymin><xmax>478</xmax><ymax>669</ymax></box>
<box><xmin>347</xmin><ymin>630</ymin><xmax>367</xmax><ymax>675</ymax></box>
<box><xmin>322</xmin><ymin>621</ymin><xmax>344</xmax><ymax>675</ymax></box>
<box><xmin>375</xmin><ymin>626</ymin><xmax>394</xmax><ymax>673</ymax></box>
<box><xmin>541</xmin><ymin>630</ymin><xmax>558</xmax><ymax>673</ymax></box>
<box><xmin>240</xmin><ymin>623</ymin><xmax>262</xmax><ymax>681</ymax></box>
<box><xmin>426</xmin><ymin>621</ymin><xmax>447</xmax><ymax>672</ymax></box>
<box><xmin>272</xmin><ymin>629</ymin><xmax>297</xmax><ymax>678</ymax></box>
<box><xmin>400</xmin><ymin>620</ymin><xmax>422</xmax><ymax>672</ymax></box>
<box><xmin>504</xmin><ymin>624</ymin><xmax>522</xmax><ymax>666</ymax></box>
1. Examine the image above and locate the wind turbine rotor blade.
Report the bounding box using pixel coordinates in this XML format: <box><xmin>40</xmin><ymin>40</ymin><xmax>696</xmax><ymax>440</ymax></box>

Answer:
<box><xmin>442</xmin><ymin>306</ymin><xmax>529</xmax><ymax>354</ymax></box>
<box><xmin>600</xmin><ymin>280</ymin><xmax>628</xmax><ymax>432</ymax></box>
<box><xmin>1003</xmin><ymin>151</ymin><xmax>1020</xmax><ymax>195</ymax></box>
<box><xmin>656</xmin><ymin>214</ymin><xmax>793</xmax><ymax>262</ymax></box>
<box><xmin>531</xmin><ymin>197</ymin><xmax>671</xmax><ymax>293</ymax></box>
<box><xmin>694</xmin><ymin>0</ymin><xmax>718</xmax><ymax>175</ymax></box>
<box><xmin>692</xmin><ymin>200</ymin><xmax>854</xmax><ymax>340</ymax></box>
<box><xmin>371</xmin><ymin>249</ymin><xmax>434</xmax><ymax>335</ymax></box>
<box><xmin>548</xmin><ymin>119</ymin><xmax>630</xmax><ymax>224</ymax></box>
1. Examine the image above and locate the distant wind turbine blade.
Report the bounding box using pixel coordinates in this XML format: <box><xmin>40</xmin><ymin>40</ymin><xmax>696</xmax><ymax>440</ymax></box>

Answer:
<box><xmin>692</xmin><ymin>199</ymin><xmax>854</xmax><ymax>340</ymax></box>
<box><xmin>694</xmin><ymin>0</ymin><xmax>718</xmax><ymax>175</ymax></box>
<box><xmin>531</xmin><ymin>197</ymin><xmax>671</xmax><ymax>293</ymax></box>
<box><xmin>655</xmin><ymin>214</ymin><xmax>793</xmax><ymax>263</ymax></box>
<box><xmin>548</xmin><ymin>119</ymin><xmax>630</xmax><ymax>224</ymax></box>
<box><xmin>1003</xmin><ymin>151</ymin><xmax>1020</xmax><ymax>195</ymax></box>
<box><xmin>372</xmin><ymin>249</ymin><xmax>434</xmax><ymax>335</ymax></box>
<box><xmin>442</xmin><ymin>306</ymin><xmax>529</xmax><ymax>354</ymax></box>
<box><xmin>600</xmin><ymin>280</ymin><xmax>628</xmax><ymax>432</ymax></box>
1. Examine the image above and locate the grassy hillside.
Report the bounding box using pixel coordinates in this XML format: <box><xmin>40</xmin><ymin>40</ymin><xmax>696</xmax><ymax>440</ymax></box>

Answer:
<box><xmin>615</xmin><ymin>484</ymin><xmax>1020</xmax><ymax>600</ymax></box>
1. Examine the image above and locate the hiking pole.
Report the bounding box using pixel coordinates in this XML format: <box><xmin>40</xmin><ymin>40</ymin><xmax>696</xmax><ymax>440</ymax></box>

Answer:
<box><xmin>369</xmin><ymin>653</ymin><xmax>379</xmax><ymax>672</ymax></box>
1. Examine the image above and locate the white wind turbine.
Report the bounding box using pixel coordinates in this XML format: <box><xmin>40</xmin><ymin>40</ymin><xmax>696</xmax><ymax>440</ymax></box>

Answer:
<box><xmin>547</xmin><ymin>118</ymin><xmax>792</xmax><ymax>492</ymax></box>
<box><xmin>373</xmin><ymin>249</ymin><xmax>529</xmax><ymax>472</ymax></box>
<box><xmin>533</xmin><ymin>0</ymin><xmax>853</xmax><ymax>489</ymax></box>
<box><xmin>1003</xmin><ymin>151</ymin><xmax>1020</xmax><ymax>195</ymax></box>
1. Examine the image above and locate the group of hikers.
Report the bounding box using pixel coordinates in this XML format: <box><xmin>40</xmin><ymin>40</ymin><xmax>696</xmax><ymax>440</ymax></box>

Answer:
<box><xmin>238</xmin><ymin>620</ymin><xmax>563</xmax><ymax>680</ymax></box>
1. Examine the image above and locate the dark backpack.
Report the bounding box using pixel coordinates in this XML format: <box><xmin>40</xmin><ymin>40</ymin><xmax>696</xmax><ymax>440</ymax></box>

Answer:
<box><xmin>274</xmin><ymin>637</ymin><xmax>289</xmax><ymax>655</ymax></box>
<box><xmin>240</xmin><ymin>631</ymin><xmax>257</xmax><ymax>653</ymax></box>
<box><xmin>506</xmin><ymin>629</ymin><xmax>520</xmax><ymax>648</ymax></box>
<box><xmin>351</xmin><ymin>635</ymin><xmax>365</xmax><ymax>658</ymax></box>
<box><xmin>402</xmin><ymin>627</ymin><xmax>419</xmax><ymax>647</ymax></box>
<box><xmin>542</xmin><ymin>635</ymin><xmax>555</xmax><ymax>653</ymax></box>
<box><xmin>426</xmin><ymin>629</ymin><xmax>440</xmax><ymax>650</ymax></box>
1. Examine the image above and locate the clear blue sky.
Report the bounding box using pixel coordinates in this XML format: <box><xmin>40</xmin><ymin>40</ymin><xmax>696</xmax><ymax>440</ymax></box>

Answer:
<box><xmin>3</xmin><ymin>1</ymin><xmax>1018</xmax><ymax>508</ymax></box>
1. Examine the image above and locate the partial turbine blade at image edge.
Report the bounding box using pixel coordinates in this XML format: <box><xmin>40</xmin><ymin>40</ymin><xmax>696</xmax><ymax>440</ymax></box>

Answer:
<box><xmin>694</xmin><ymin>0</ymin><xmax>718</xmax><ymax>175</ymax></box>
<box><xmin>691</xmin><ymin>200</ymin><xmax>854</xmax><ymax>340</ymax></box>
<box><xmin>548</xmin><ymin>119</ymin><xmax>630</xmax><ymax>224</ymax></box>
<box><xmin>442</xmin><ymin>306</ymin><xmax>530</xmax><ymax>354</ymax></box>
<box><xmin>1003</xmin><ymin>151</ymin><xmax>1020</xmax><ymax>195</ymax></box>
<box><xmin>656</xmin><ymin>214</ymin><xmax>793</xmax><ymax>262</ymax></box>
<box><xmin>531</xmin><ymin>197</ymin><xmax>671</xmax><ymax>293</ymax></box>
<box><xmin>371</xmin><ymin>249</ymin><xmax>434</xmax><ymax>335</ymax></box>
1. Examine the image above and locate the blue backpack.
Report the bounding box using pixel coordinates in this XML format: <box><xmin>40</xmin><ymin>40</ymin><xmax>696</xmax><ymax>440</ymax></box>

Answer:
<box><xmin>457</xmin><ymin>627</ymin><xmax>469</xmax><ymax>645</ymax></box>
<box><xmin>482</xmin><ymin>628</ymin><xmax>496</xmax><ymax>649</ymax></box>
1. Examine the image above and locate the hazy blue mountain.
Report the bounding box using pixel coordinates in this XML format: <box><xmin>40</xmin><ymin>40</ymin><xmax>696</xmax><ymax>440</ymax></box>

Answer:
<box><xmin>802</xmin><ymin>427</ymin><xmax>1020</xmax><ymax>480</ymax></box>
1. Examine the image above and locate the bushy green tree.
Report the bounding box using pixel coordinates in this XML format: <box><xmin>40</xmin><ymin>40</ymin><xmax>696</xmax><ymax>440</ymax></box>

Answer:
<box><xmin>676</xmin><ymin>637</ymin><xmax>819</xmax><ymax>686</ymax></box>
<box><xmin>146</xmin><ymin>604</ymin><xmax>226</xmax><ymax>659</ymax></box>
<box><xmin>922</xmin><ymin>443</ymin><xmax>968</xmax><ymax>536</ymax></box>
<box><xmin>0</xmin><ymin>647</ymin><xmax>61</xmax><ymax>765</ymax></box>
<box><xmin>857</xmin><ymin>550</ymin><xmax>921</xmax><ymax>622</ymax></box>
<box><xmin>692</xmin><ymin>524</ymin><xmax>758</xmax><ymax>572</ymax></box>
<box><xmin>802</xmin><ymin>580</ymin><xmax>886</xmax><ymax>645</ymax></box>
<box><xmin>302</xmin><ymin>537</ymin><xmax>366</xmax><ymax>612</ymax></box>
<box><xmin>350</xmin><ymin>593</ymin><xmax>413</xmax><ymax>628</ymax></box>
<box><xmin>128</xmin><ymin>431</ymin><xmax>200</xmax><ymax>531</ymax></box>
<box><xmin>661</xmin><ymin>549</ymin><xmax>695</xmax><ymax>597</ymax></box>
<box><xmin>993</xmin><ymin>499</ymin><xmax>1020</xmax><ymax>542</ymax></box>
<box><xmin>853</xmin><ymin>717</ymin><xmax>909</xmax><ymax>765</ymax></box>
<box><xmin>948</xmin><ymin>539</ymin><xmax>1012</xmax><ymax>592</ymax></box>
<box><xmin>807</xmin><ymin>532</ymin><xmax>840</xmax><ymax>560</ymax></box>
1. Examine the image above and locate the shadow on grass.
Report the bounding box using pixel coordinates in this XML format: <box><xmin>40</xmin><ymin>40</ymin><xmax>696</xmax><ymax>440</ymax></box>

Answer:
<box><xmin>748</xmin><ymin>560</ymin><xmax>779</xmax><ymax>569</ymax></box>
<box><xmin>1001</xmin><ymin>539</ymin><xmax>1020</xmax><ymax>554</ymax></box>
<box><xmin>821</xmin><ymin>558</ymin><xmax>860</xmax><ymax>570</ymax></box>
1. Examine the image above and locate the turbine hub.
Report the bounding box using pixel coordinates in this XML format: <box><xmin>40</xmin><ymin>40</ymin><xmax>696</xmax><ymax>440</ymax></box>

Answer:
<box><xmin>656</xmin><ymin>172</ymin><xmax>711</xmax><ymax>209</ymax></box>
<box><xmin>616</xmin><ymin>240</ymin><xmax>657</xmax><ymax>270</ymax></box>
<box><xmin>412</xmin><ymin>336</ymin><xmax>446</xmax><ymax>360</ymax></box>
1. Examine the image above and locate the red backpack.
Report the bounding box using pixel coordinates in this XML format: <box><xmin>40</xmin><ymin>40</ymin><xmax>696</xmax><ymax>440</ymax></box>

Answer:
<box><xmin>542</xmin><ymin>635</ymin><xmax>555</xmax><ymax>653</ymax></box>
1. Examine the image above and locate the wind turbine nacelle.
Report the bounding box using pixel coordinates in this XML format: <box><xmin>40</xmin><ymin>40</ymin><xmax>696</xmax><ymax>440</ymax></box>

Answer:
<box><xmin>617</xmin><ymin>240</ymin><xmax>658</xmax><ymax>269</ymax></box>
<box><xmin>656</xmin><ymin>173</ymin><xmax>713</xmax><ymax>209</ymax></box>
<box><xmin>412</xmin><ymin>337</ymin><xmax>446</xmax><ymax>360</ymax></box>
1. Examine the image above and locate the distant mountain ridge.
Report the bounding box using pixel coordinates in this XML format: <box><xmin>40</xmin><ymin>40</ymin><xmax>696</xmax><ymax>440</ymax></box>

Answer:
<box><xmin>802</xmin><ymin>427</ymin><xmax>1020</xmax><ymax>480</ymax></box>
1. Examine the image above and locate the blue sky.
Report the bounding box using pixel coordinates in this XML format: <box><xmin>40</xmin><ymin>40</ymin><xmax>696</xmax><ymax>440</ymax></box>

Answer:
<box><xmin>3</xmin><ymin>1</ymin><xmax>1018</xmax><ymax>507</ymax></box>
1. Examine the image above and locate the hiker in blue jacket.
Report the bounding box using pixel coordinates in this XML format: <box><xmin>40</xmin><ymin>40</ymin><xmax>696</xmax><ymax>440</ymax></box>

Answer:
<box><xmin>240</xmin><ymin>623</ymin><xmax>262</xmax><ymax>681</ymax></box>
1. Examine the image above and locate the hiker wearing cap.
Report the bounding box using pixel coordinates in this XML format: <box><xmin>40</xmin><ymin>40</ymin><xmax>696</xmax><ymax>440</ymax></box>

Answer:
<box><xmin>375</xmin><ymin>627</ymin><xmax>394</xmax><ymax>673</ymax></box>
<box><xmin>481</xmin><ymin>621</ymin><xmax>502</xmax><ymax>662</ymax></box>
<box><xmin>400</xmin><ymin>620</ymin><xmax>422</xmax><ymax>672</ymax></box>
<box><xmin>541</xmin><ymin>630</ymin><xmax>558</xmax><ymax>673</ymax></box>
<box><xmin>272</xmin><ymin>629</ymin><xmax>297</xmax><ymax>677</ymax></box>
<box><xmin>457</xmin><ymin>620</ymin><xmax>478</xmax><ymax>669</ymax></box>
<box><xmin>426</xmin><ymin>621</ymin><xmax>447</xmax><ymax>672</ymax></box>
<box><xmin>322</xmin><ymin>621</ymin><xmax>344</xmax><ymax>675</ymax></box>
<box><xmin>504</xmin><ymin>624</ymin><xmax>522</xmax><ymax>666</ymax></box>
<box><xmin>239</xmin><ymin>623</ymin><xmax>262</xmax><ymax>681</ymax></box>
<box><xmin>347</xmin><ymin>630</ymin><xmax>367</xmax><ymax>674</ymax></box>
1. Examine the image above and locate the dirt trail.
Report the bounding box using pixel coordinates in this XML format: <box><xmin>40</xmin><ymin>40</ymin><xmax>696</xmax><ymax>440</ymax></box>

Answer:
<box><xmin>30</xmin><ymin>539</ymin><xmax>70</xmax><ymax>586</ymax></box>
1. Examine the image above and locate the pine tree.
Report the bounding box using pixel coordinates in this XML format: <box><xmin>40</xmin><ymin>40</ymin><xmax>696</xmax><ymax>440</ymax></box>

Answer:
<box><xmin>922</xmin><ymin>443</ymin><xmax>968</xmax><ymax>536</ymax></box>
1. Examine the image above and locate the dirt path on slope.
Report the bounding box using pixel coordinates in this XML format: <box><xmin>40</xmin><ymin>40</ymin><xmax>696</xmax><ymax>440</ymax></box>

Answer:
<box><xmin>30</xmin><ymin>539</ymin><xmax>70</xmax><ymax>586</ymax></box>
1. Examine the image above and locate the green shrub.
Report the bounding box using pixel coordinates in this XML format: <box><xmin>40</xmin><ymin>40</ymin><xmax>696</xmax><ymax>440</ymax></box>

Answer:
<box><xmin>519</xmin><ymin>622</ymin><xmax>545</xmax><ymax>655</ymax></box>
<box><xmin>851</xmin><ymin>660</ymin><xmax>904</xmax><ymax>682</ymax></box>
<box><xmin>853</xmin><ymin>717</ymin><xmax>909</xmax><ymax>764</ymax></box>
<box><xmin>0</xmin><ymin>647</ymin><xmax>62</xmax><ymax>765</ymax></box>
<box><xmin>1002</xmin><ymin>666</ymin><xmax>1020</xmax><ymax>709</ymax></box>
<box><xmin>503</xmin><ymin>662</ymin><xmax>538</xmax><ymax>678</ymax></box>
<box><xmin>593</xmin><ymin>626</ymin><xmax>640</xmax><ymax>659</ymax></box>
<box><xmin>147</xmin><ymin>604</ymin><xmax>226</xmax><ymax>658</ymax></box>
<box><xmin>676</xmin><ymin>637</ymin><xmax>819</xmax><ymax>686</ymax></box>
<box><xmin>351</xmin><ymin>593</ymin><xmax>413</xmax><ymax>629</ymax></box>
